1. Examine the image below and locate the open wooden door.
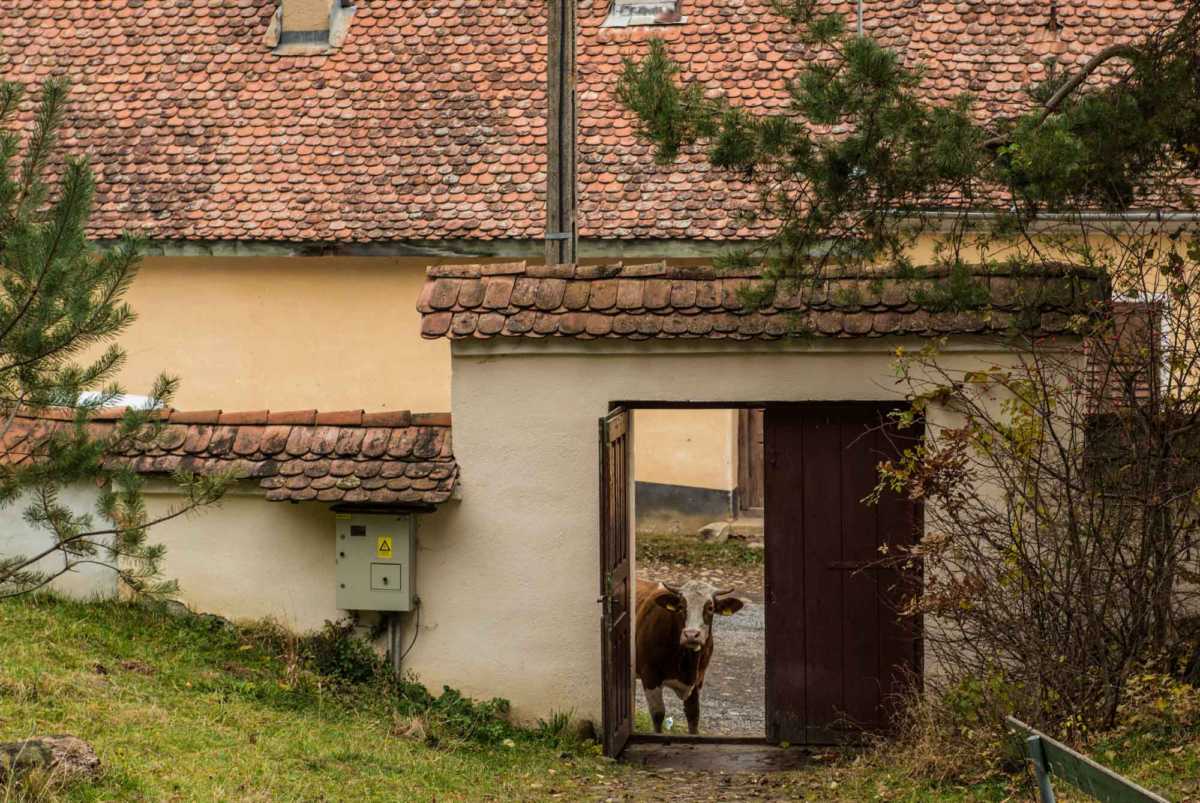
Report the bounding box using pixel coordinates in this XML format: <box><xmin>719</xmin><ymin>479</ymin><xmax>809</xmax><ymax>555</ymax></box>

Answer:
<box><xmin>599</xmin><ymin>407</ymin><xmax>633</xmax><ymax>757</ymax></box>
<box><xmin>764</xmin><ymin>403</ymin><xmax>922</xmax><ymax>745</ymax></box>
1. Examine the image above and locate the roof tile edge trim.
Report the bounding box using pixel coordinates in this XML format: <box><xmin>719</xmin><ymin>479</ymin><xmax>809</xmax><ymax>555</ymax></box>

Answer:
<box><xmin>1</xmin><ymin>409</ymin><xmax>457</xmax><ymax>507</ymax></box>
<box><xmin>417</xmin><ymin>262</ymin><xmax>1107</xmax><ymax>341</ymax></box>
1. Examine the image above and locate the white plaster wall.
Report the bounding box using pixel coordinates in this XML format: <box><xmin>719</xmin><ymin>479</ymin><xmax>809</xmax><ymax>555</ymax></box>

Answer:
<box><xmin>53</xmin><ymin>338</ymin><xmax>1066</xmax><ymax>728</ymax></box>
<box><xmin>0</xmin><ymin>482</ymin><xmax>118</xmax><ymax>599</ymax></box>
<box><xmin>408</xmin><ymin>337</ymin><xmax>1035</xmax><ymax>725</ymax></box>
<box><xmin>141</xmin><ymin>483</ymin><xmax>343</xmax><ymax>630</ymax></box>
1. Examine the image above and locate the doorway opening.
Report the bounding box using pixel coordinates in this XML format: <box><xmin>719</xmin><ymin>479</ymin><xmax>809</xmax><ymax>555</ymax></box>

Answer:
<box><xmin>600</xmin><ymin>402</ymin><xmax>923</xmax><ymax>757</ymax></box>
<box><xmin>632</xmin><ymin>407</ymin><xmax>766</xmax><ymax>740</ymax></box>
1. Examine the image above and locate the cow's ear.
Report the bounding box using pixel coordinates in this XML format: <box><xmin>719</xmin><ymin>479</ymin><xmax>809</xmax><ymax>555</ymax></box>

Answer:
<box><xmin>715</xmin><ymin>597</ymin><xmax>745</xmax><ymax>616</ymax></box>
<box><xmin>656</xmin><ymin>593</ymin><xmax>683</xmax><ymax>613</ymax></box>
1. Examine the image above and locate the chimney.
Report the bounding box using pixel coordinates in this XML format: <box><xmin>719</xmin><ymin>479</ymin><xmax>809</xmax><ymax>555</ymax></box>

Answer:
<box><xmin>265</xmin><ymin>0</ymin><xmax>356</xmax><ymax>55</ymax></box>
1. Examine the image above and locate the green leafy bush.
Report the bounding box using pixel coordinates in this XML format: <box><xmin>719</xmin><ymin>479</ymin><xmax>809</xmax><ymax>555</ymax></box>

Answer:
<box><xmin>299</xmin><ymin>619</ymin><xmax>386</xmax><ymax>685</ymax></box>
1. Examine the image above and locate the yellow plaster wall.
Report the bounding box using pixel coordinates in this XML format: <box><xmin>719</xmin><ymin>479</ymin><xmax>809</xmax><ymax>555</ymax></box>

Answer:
<box><xmin>114</xmin><ymin>256</ymin><xmax>452</xmax><ymax>413</ymax></box>
<box><xmin>110</xmin><ymin>256</ymin><xmax>746</xmax><ymax>495</ymax></box>
<box><xmin>632</xmin><ymin>409</ymin><xmax>736</xmax><ymax>491</ymax></box>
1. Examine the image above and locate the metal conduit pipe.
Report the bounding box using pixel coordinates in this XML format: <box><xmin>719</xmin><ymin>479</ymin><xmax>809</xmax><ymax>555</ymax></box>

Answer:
<box><xmin>389</xmin><ymin>612</ymin><xmax>402</xmax><ymax>675</ymax></box>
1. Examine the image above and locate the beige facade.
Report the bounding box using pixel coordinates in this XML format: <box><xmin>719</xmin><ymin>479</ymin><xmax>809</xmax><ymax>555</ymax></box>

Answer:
<box><xmin>405</xmin><ymin>337</ymin><xmax>1030</xmax><ymax>723</ymax></box>
<box><xmin>632</xmin><ymin>408</ymin><xmax>739</xmax><ymax>531</ymax></box>
<box><xmin>632</xmin><ymin>409</ymin><xmax>736</xmax><ymax>491</ymax></box>
<box><xmin>110</xmin><ymin>256</ymin><xmax>741</xmax><ymax>502</ymax></box>
<box><xmin>56</xmin><ymin>283</ymin><xmax>1065</xmax><ymax>726</ymax></box>
<box><xmin>4</xmin><ymin>335</ymin><xmax>1037</xmax><ymax>724</ymax></box>
<box><xmin>111</xmin><ymin>337</ymin><xmax>1013</xmax><ymax>724</ymax></box>
<box><xmin>114</xmin><ymin>256</ymin><xmax>452</xmax><ymax>413</ymax></box>
<box><xmin>68</xmin><ymin>249</ymin><xmax>1092</xmax><ymax>725</ymax></box>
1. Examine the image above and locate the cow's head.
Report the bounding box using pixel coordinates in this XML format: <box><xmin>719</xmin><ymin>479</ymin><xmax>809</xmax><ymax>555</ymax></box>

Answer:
<box><xmin>655</xmin><ymin>580</ymin><xmax>745</xmax><ymax>651</ymax></box>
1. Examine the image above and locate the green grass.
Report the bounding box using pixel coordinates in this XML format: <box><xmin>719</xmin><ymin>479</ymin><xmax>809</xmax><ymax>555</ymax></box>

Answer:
<box><xmin>633</xmin><ymin>710</ymin><xmax>686</xmax><ymax>735</ymax></box>
<box><xmin>2</xmin><ymin>595</ymin><xmax>1197</xmax><ymax>802</ymax></box>
<box><xmin>0</xmin><ymin>595</ymin><xmax>615</xmax><ymax>802</ymax></box>
<box><xmin>636</xmin><ymin>531</ymin><xmax>763</xmax><ymax>570</ymax></box>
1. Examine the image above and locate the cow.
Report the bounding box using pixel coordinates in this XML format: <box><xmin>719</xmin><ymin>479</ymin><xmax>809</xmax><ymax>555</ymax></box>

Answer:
<box><xmin>635</xmin><ymin>577</ymin><xmax>746</xmax><ymax>734</ymax></box>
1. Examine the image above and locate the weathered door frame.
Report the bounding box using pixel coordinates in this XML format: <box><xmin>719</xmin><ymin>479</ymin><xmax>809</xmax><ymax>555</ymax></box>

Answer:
<box><xmin>599</xmin><ymin>400</ymin><xmax>923</xmax><ymax>755</ymax></box>
<box><xmin>736</xmin><ymin>408</ymin><xmax>766</xmax><ymax>515</ymax></box>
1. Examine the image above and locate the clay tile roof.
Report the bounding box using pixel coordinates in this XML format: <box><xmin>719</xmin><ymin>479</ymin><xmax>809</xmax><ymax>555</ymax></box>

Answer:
<box><xmin>1</xmin><ymin>409</ymin><xmax>457</xmax><ymax>508</ymax></box>
<box><xmin>0</xmin><ymin>2</ymin><xmax>1178</xmax><ymax>244</ymax></box>
<box><xmin>418</xmin><ymin>261</ymin><xmax>1106</xmax><ymax>341</ymax></box>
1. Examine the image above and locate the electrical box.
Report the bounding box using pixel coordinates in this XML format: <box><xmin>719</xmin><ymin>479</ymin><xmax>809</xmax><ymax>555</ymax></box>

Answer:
<box><xmin>335</xmin><ymin>513</ymin><xmax>415</xmax><ymax>611</ymax></box>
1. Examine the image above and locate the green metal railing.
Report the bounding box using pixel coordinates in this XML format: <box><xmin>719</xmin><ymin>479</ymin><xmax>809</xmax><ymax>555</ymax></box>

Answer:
<box><xmin>1006</xmin><ymin>717</ymin><xmax>1170</xmax><ymax>803</ymax></box>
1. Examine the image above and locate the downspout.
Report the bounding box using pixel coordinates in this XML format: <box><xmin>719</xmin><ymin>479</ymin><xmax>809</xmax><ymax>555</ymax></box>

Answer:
<box><xmin>388</xmin><ymin>612</ymin><xmax>402</xmax><ymax>675</ymax></box>
<box><xmin>545</xmin><ymin>0</ymin><xmax>578</xmax><ymax>265</ymax></box>
<box><xmin>857</xmin><ymin>0</ymin><xmax>863</xmax><ymax>35</ymax></box>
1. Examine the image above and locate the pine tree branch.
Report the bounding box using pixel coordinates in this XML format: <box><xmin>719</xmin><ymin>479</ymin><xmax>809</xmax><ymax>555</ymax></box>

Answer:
<box><xmin>982</xmin><ymin>43</ymin><xmax>1141</xmax><ymax>149</ymax></box>
<box><xmin>1</xmin><ymin>166</ymin><xmax>96</xmax><ymax>353</ymax></box>
<box><xmin>1038</xmin><ymin>44</ymin><xmax>1142</xmax><ymax>123</ymax></box>
<box><xmin>0</xmin><ymin>500</ymin><xmax>208</xmax><ymax>583</ymax></box>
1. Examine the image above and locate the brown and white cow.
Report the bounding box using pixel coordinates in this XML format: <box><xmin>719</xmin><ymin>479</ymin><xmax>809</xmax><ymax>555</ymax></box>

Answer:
<box><xmin>635</xmin><ymin>577</ymin><xmax>746</xmax><ymax>734</ymax></box>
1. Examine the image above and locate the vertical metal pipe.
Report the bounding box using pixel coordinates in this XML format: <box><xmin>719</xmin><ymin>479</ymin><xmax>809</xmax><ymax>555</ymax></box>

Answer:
<box><xmin>388</xmin><ymin>612</ymin><xmax>402</xmax><ymax>675</ymax></box>
<box><xmin>545</xmin><ymin>0</ymin><xmax>578</xmax><ymax>265</ymax></box>
<box><xmin>857</xmin><ymin>0</ymin><xmax>864</xmax><ymax>35</ymax></box>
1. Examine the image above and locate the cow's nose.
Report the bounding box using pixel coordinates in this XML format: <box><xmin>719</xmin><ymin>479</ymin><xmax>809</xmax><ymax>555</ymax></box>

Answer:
<box><xmin>682</xmin><ymin>629</ymin><xmax>702</xmax><ymax>642</ymax></box>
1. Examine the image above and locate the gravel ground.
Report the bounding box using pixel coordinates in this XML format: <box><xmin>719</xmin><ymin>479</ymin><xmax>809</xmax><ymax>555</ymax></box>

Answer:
<box><xmin>635</xmin><ymin>592</ymin><xmax>766</xmax><ymax>737</ymax></box>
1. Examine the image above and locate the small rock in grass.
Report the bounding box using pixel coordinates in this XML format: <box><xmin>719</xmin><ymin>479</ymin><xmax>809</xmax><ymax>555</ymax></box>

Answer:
<box><xmin>698</xmin><ymin>521</ymin><xmax>732</xmax><ymax>544</ymax></box>
<box><xmin>0</xmin><ymin>736</ymin><xmax>100</xmax><ymax>783</ymax></box>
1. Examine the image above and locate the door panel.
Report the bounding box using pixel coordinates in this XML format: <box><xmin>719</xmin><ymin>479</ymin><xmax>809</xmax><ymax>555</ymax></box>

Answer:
<box><xmin>600</xmin><ymin>407</ymin><xmax>633</xmax><ymax>757</ymax></box>
<box><xmin>840</xmin><ymin>420</ymin><xmax>885</xmax><ymax>730</ymax></box>
<box><xmin>763</xmin><ymin>410</ymin><xmax>806</xmax><ymax>742</ymax></box>
<box><xmin>799</xmin><ymin>412</ymin><xmax>843</xmax><ymax>743</ymax></box>
<box><xmin>765</xmin><ymin>403</ymin><xmax>922</xmax><ymax>745</ymax></box>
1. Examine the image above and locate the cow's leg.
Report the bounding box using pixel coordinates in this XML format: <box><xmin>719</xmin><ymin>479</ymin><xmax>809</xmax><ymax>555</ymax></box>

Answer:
<box><xmin>643</xmin><ymin>683</ymin><xmax>666</xmax><ymax>733</ymax></box>
<box><xmin>683</xmin><ymin>687</ymin><xmax>700</xmax><ymax>735</ymax></box>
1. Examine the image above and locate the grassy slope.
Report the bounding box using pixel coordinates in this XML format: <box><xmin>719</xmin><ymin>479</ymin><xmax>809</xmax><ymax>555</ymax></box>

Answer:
<box><xmin>1</xmin><ymin>595</ymin><xmax>1196</xmax><ymax>802</ymax></box>
<box><xmin>636</xmin><ymin>531</ymin><xmax>763</xmax><ymax>569</ymax></box>
<box><xmin>0</xmin><ymin>596</ymin><xmax>616</xmax><ymax>802</ymax></box>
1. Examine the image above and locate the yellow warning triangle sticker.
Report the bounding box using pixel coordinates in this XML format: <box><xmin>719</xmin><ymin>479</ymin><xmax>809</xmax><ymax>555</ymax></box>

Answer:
<box><xmin>376</xmin><ymin>536</ymin><xmax>393</xmax><ymax>560</ymax></box>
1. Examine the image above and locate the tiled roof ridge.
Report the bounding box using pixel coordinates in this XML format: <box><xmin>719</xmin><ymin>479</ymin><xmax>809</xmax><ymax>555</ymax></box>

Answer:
<box><xmin>417</xmin><ymin>261</ymin><xmax>1106</xmax><ymax>341</ymax></box>
<box><xmin>1</xmin><ymin>407</ymin><xmax>457</xmax><ymax>507</ymax></box>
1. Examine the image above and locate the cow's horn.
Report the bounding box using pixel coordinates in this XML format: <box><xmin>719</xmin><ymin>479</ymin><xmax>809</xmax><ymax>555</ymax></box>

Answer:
<box><xmin>662</xmin><ymin>582</ymin><xmax>682</xmax><ymax>595</ymax></box>
<box><xmin>713</xmin><ymin>587</ymin><xmax>735</xmax><ymax>597</ymax></box>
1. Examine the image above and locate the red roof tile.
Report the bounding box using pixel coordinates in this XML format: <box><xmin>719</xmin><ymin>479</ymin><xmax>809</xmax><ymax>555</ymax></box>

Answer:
<box><xmin>1</xmin><ymin>408</ymin><xmax>457</xmax><ymax>507</ymax></box>
<box><xmin>0</xmin><ymin>1</ymin><xmax>1178</xmax><ymax>244</ymax></box>
<box><xmin>417</xmin><ymin>261</ymin><xmax>1105</xmax><ymax>340</ymax></box>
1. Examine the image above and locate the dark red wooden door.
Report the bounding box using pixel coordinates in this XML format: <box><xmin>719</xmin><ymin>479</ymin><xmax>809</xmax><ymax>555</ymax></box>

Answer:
<box><xmin>600</xmin><ymin>407</ymin><xmax>633</xmax><ymax>757</ymax></box>
<box><xmin>764</xmin><ymin>403</ymin><xmax>922</xmax><ymax>745</ymax></box>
